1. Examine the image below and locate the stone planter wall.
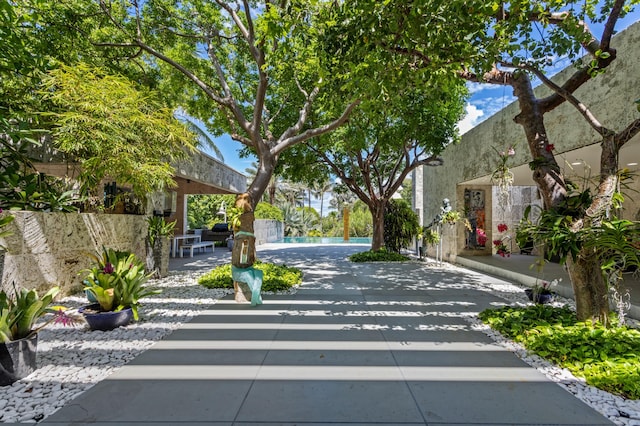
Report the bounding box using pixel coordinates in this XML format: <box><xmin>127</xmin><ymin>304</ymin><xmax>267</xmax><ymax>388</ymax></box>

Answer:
<box><xmin>0</xmin><ymin>212</ymin><xmax>147</xmax><ymax>295</ymax></box>
<box><xmin>254</xmin><ymin>220</ymin><xmax>283</xmax><ymax>244</ymax></box>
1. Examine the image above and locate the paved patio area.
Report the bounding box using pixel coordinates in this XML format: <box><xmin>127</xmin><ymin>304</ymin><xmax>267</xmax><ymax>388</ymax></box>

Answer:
<box><xmin>35</xmin><ymin>244</ymin><xmax>616</xmax><ymax>425</ymax></box>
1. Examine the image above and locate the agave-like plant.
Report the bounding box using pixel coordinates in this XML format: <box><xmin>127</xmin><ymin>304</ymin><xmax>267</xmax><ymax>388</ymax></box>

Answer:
<box><xmin>0</xmin><ymin>285</ymin><xmax>61</xmax><ymax>343</ymax></box>
<box><xmin>83</xmin><ymin>249</ymin><xmax>160</xmax><ymax>320</ymax></box>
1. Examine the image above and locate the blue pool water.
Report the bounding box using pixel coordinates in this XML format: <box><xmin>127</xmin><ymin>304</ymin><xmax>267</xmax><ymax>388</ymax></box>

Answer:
<box><xmin>275</xmin><ymin>237</ymin><xmax>372</xmax><ymax>244</ymax></box>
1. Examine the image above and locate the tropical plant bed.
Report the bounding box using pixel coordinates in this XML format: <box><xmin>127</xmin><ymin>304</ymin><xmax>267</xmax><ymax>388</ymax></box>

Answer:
<box><xmin>479</xmin><ymin>304</ymin><xmax>640</xmax><ymax>399</ymax></box>
<box><xmin>198</xmin><ymin>261</ymin><xmax>303</xmax><ymax>292</ymax></box>
<box><xmin>349</xmin><ymin>249</ymin><xmax>410</xmax><ymax>262</ymax></box>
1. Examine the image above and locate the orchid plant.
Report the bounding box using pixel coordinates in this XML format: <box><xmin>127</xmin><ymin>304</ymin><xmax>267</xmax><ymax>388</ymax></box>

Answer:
<box><xmin>491</xmin><ymin>146</ymin><xmax>515</xmax><ymax>209</ymax></box>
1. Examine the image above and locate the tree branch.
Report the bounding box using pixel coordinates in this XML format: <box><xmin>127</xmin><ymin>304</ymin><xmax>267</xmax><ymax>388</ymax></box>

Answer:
<box><xmin>273</xmin><ymin>99</ymin><xmax>361</xmax><ymax>155</ymax></box>
<box><xmin>616</xmin><ymin>117</ymin><xmax>640</xmax><ymax>150</ymax></box>
<box><xmin>527</xmin><ymin>65</ymin><xmax>613</xmax><ymax>137</ymax></box>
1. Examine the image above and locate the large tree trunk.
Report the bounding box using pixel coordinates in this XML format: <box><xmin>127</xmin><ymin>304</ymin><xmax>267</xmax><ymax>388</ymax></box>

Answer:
<box><xmin>512</xmin><ymin>72</ymin><xmax>611</xmax><ymax>322</ymax></box>
<box><xmin>370</xmin><ymin>202</ymin><xmax>385</xmax><ymax>251</ymax></box>
<box><xmin>565</xmin><ymin>250</ymin><xmax>610</xmax><ymax>324</ymax></box>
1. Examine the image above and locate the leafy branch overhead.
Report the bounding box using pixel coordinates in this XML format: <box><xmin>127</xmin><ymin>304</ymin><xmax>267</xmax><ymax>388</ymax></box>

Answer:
<box><xmin>40</xmin><ymin>63</ymin><xmax>197</xmax><ymax>199</ymax></box>
<box><xmin>73</xmin><ymin>0</ymin><xmax>361</xmax><ymax>205</ymax></box>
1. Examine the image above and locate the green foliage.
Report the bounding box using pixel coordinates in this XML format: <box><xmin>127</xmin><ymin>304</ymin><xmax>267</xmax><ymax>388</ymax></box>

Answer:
<box><xmin>187</xmin><ymin>194</ymin><xmax>235</xmax><ymax>229</ymax></box>
<box><xmin>147</xmin><ymin>217</ymin><xmax>176</xmax><ymax>247</ymax></box>
<box><xmin>198</xmin><ymin>261</ymin><xmax>303</xmax><ymax>292</ymax></box>
<box><xmin>40</xmin><ymin>63</ymin><xmax>198</xmax><ymax>200</ymax></box>
<box><xmin>421</xmin><ymin>228</ymin><xmax>440</xmax><ymax>246</ymax></box>
<box><xmin>349</xmin><ymin>249</ymin><xmax>410</xmax><ymax>262</ymax></box>
<box><xmin>480</xmin><ymin>305</ymin><xmax>640</xmax><ymax>399</ymax></box>
<box><xmin>281</xmin><ymin>203</ymin><xmax>319</xmax><ymax>237</ymax></box>
<box><xmin>349</xmin><ymin>201</ymin><xmax>373</xmax><ymax>237</ymax></box>
<box><xmin>254</xmin><ymin>202</ymin><xmax>283</xmax><ymax>221</ymax></box>
<box><xmin>83</xmin><ymin>248</ymin><xmax>160</xmax><ymax>320</ymax></box>
<box><xmin>0</xmin><ymin>285</ymin><xmax>60</xmax><ymax>342</ymax></box>
<box><xmin>517</xmin><ymin>193</ymin><xmax>640</xmax><ymax>277</ymax></box>
<box><xmin>384</xmin><ymin>199</ymin><xmax>419</xmax><ymax>253</ymax></box>
<box><xmin>440</xmin><ymin>210</ymin><xmax>462</xmax><ymax>225</ymax></box>
<box><xmin>0</xmin><ymin>136</ymin><xmax>79</xmax><ymax>212</ymax></box>
<box><xmin>0</xmin><ymin>208</ymin><xmax>15</xmax><ymax>249</ymax></box>
<box><xmin>399</xmin><ymin>179</ymin><xmax>413</xmax><ymax>205</ymax></box>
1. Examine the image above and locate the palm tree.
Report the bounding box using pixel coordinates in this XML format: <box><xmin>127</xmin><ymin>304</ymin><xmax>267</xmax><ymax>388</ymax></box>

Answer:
<box><xmin>311</xmin><ymin>179</ymin><xmax>333</xmax><ymax>222</ymax></box>
<box><xmin>329</xmin><ymin>183</ymin><xmax>357</xmax><ymax>215</ymax></box>
<box><xmin>175</xmin><ymin>111</ymin><xmax>225</xmax><ymax>162</ymax></box>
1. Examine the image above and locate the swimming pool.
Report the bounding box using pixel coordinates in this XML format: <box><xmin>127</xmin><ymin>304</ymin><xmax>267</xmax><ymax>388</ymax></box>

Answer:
<box><xmin>275</xmin><ymin>237</ymin><xmax>372</xmax><ymax>244</ymax></box>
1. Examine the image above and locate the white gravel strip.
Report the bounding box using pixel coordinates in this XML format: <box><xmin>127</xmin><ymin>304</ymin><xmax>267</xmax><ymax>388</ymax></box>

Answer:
<box><xmin>430</xmin><ymin>260</ymin><xmax>640</xmax><ymax>426</ymax></box>
<box><xmin>0</xmin><ymin>270</ymin><xmax>234</xmax><ymax>424</ymax></box>
<box><xmin>2</xmin><ymin>260</ymin><xmax>640</xmax><ymax>425</ymax></box>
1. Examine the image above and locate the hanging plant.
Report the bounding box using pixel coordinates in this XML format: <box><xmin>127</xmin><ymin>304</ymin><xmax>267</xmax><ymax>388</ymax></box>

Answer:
<box><xmin>422</xmin><ymin>228</ymin><xmax>440</xmax><ymax>246</ymax></box>
<box><xmin>440</xmin><ymin>210</ymin><xmax>461</xmax><ymax>225</ymax></box>
<box><xmin>491</xmin><ymin>146</ymin><xmax>515</xmax><ymax>210</ymax></box>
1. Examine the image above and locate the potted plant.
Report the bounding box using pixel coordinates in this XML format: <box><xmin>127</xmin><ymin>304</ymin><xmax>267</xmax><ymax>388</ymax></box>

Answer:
<box><xmin>440</xmin><ymin>210</ymin><xmax>461</xmax><ymax>225</ymax></box>
<box><xmin>524</xmin><ymin>279</ymin><xmax>559</xmax><ymax>304</ymax></box>
<box><xmin>1</xmin><ymin>285</ymin><xmax>75</xmax><ymax>385</ymax></box>
<box><xmin>81</xmin><ymin>250</ymin><xmax>160</xmax><ymax>331</ymax></box>
<box><xmin>145</xmin><ymin>216</ymin><xmax>175</xmax><ymax>278</ymax></box>
<box><xmin>493</xmin><ymin>238</ymin><xmax>511</xmax><ymax>257</ymax></box>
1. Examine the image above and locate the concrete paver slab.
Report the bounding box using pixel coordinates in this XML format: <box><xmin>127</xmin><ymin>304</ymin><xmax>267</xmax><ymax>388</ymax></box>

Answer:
<box><xmin>40</xmin><ymin>244</ymin><xmax>616</xmax><ymax>425</ymax></box>
<box><xmin>409</xmin><ymin>381</ymin><xmax>612</xmax><ymax>425</ymax></box>
<box><xmin>236</xmin><ymin>380</ymin><xmax>425</xmax><ymax>424</ymax></box>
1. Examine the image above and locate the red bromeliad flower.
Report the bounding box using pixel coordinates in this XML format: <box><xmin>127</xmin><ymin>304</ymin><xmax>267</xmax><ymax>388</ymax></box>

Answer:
<box><xmin>103</xmin><ymin>262</ymin><xmax>114</xmax><ymax>274</ymax></box>
<box><xmin>545</xmin><ymin>144</ymin><xmax>555</xmax><ymax>152</ymax></box>
<box><xmin>497</xmin><ymin>223</ymin><xmax>508</xmax><ymax>233</ymax></box>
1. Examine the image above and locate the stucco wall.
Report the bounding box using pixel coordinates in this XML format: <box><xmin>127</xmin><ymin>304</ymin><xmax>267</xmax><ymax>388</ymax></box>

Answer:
<box><xmin>0</xmin><ymin>212</ymin><xmax>147</xmax><ymax>295</ymax></box>
<box><xmin>422</xmin><ymin>20</ymin><xmax>640</xmax><ymax>259</ymax></box>
<box><xmin>254</xmin><ymin>220</ymin><xmax>284</xmax><ymax>244</ymax></box>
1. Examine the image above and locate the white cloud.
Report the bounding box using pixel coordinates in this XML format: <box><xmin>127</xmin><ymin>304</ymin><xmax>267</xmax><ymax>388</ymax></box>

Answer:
<box><xmin>457</xmin><ymin>103</ymin><xmax>484</xmax><ymax>135</ymax></box>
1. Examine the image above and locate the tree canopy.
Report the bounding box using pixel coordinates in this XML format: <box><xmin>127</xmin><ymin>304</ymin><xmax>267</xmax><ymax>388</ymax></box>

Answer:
<box><xmin>328</xmin><ymin>0</ymin><xmax>640</xmax><ymax>321</ymax></box>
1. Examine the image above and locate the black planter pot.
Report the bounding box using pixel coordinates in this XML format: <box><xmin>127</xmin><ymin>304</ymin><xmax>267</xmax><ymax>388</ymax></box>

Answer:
<box><xmin>0</xmin><ymin>333</ymin><xmax>38</xmax><ymax>386</ymax></box>
<box><xmin>524</xmin><ymin>288</ymin><xmax>554</xmax><ymax>304</ymax></box>
<box><xmin>80</xmin><ymin>304</ymin><xmax>133</xmax><ymax>331</ymax></box>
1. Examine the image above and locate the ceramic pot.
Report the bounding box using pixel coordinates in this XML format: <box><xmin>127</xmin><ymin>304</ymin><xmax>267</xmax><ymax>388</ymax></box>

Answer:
<box><xmin>80</xmin><ymin>303</ymin><xmax>133</xmax><ymax>331</ymax></box>
<box><xmin>524</xmin><ymin>288</ymin><xmax>554</xmax><ymax>304</ymax></box>
<box><xmin>0</xmin><ymin>333</ymin><xmax>38</xmax><ymax>386</ymax></box>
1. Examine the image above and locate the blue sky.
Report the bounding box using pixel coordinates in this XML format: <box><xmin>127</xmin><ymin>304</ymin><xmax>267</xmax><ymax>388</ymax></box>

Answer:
<box><xmin>458</xmin><ymin>12</ymin><xmax>640</xmax><ymax>134</ymax></box>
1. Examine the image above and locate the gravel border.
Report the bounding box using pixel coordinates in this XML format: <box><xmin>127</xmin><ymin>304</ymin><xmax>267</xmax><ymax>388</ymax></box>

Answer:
<box><xmin>1</xmin><ymin>260</ymin><xmax>639</xmax><ymax>425</ymax></box>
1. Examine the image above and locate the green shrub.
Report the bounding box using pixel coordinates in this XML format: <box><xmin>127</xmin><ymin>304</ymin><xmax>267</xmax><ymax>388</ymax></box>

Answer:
<box><xmin>384</xmin><ymin>199</ymin><xmax>419</xmax><ymax>253</ymax></box>
<box><xmin>349</xmin><ymin>249</ymin><xmax>410</xmax><ymax>262</ymax></box>
<box><xmin>255</xmin><ymin>202</ymin><xmax>283</xmax><ymax>221</ymax></box>
<box><xmin>479</xmin><ymin>305</ymin><xmax>640</xmax><ymax>399</ymax></box>
<box><xmin>198</xmin><ymin>261</ymin><xmax>303</xmax><ymax>292</ymax></box>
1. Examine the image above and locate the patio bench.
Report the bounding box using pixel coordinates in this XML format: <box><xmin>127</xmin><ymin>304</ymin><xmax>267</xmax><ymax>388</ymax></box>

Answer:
<box><xmin>180</xmin><ymin>241</ymin><xmax>215</xmax><ymax>258</ymax></box>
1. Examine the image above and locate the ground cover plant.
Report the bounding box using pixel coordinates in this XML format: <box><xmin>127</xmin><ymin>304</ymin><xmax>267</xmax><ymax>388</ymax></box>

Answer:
<box><xmin>479</xmin><ymin>305</ymin><xmax>640</xmax><ymax>399</ymax></box>
<box><xmin>198</xmin><ymin>261</ymin><xmax>302</xmax><ymax>292</ymax></box>
<box><xmin>349</xmin><ymin>249</ymin><xmax>410</xmax><ymax>262</ymax></box>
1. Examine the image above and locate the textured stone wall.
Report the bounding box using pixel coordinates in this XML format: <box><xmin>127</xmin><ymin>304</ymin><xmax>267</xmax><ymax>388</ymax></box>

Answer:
<box><xmin>422</xmin><ymin>21</ymin><xmax>640</xmax><ymax>259</ymax></box>
<box><xmin>173</xmin><ymin>151</ymin><xmax>246</xmax><ymax>195</ymax></box>
<box><xmin>0</xmin><ymin>212</ymin><xmax>147</xmax><ymax>295</ymax></box>
<box><xmin>491</xmin><ymin>186</ymin><xmax>543</xmax><ymax>255</ymax></box>
<box><xmin>254</xmin><ymin>220</ymin><xmax>284</xmax><ymax>244</ymax></box>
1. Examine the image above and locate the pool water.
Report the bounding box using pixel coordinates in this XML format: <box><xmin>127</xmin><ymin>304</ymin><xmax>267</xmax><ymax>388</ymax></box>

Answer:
<box><xmin>275</xmin><ymin>237</ymin><xmax>372</xmax><ymax>244</ymax></box>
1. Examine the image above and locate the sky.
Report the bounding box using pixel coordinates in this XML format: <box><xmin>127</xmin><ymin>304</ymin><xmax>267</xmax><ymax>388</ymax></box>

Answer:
<box><xmin>202</xmin><ymin>11</ymin><xmax>640</xmax><ymax>214</ymax></box>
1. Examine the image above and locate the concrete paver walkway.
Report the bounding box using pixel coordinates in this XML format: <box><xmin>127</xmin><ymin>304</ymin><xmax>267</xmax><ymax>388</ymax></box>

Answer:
<box><xmin>41</xmin><ymin>244</ymin><xmax>614</xmax><ymax>425</ymax></box>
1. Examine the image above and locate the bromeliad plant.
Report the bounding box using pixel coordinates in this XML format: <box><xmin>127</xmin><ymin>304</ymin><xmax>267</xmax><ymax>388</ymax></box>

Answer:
<box><xmin>83</xmin><ymin>249</ymin><xmax>160</xmax><ymax>320</ymax></box>
<box><xmin>0</xmin><ymin>285</ymin><xmax>76</xmax><ymax>343</ymax></box>
<box><xmin>147</xmin><ymin>216</ymin><xmax>175</xmax><ymax>247</ymax></box>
